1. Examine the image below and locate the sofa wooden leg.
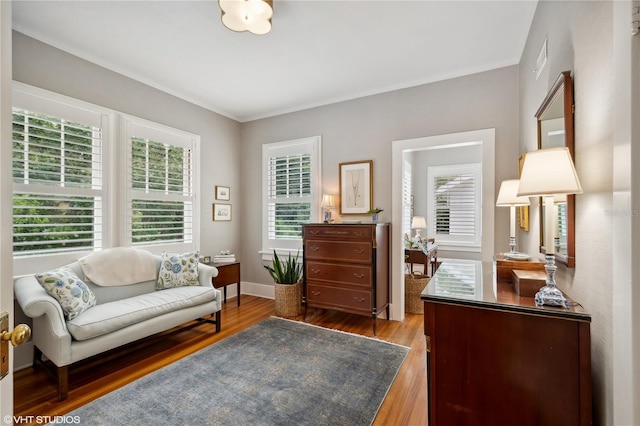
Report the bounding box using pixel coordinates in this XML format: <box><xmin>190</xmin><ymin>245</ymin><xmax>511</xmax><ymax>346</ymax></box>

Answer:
<box><xmin>57</xmin><ymin>366</ymin><xmax>69</xmax><ymax>401</ymax></box>
<box><xmin>216</xmin><ymin>310</ymin><xmax>221</xmax><ymax>333</ymax></box>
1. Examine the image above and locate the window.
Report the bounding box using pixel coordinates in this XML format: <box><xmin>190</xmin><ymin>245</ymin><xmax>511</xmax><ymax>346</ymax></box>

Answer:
<box><xmin>11</xmin><ymin>84</ymin><xmax>201</xmax><ymax>275</ymax></box>
<box><xmin>12</xmin><ymin>86</ymin><xmax>109</xmax><ymax>259</ymax></box>
<box><xmin>427</xmin><ymin>163</ymin><xmax>481</xmax><ymax>247</ymax></box>
<box><xmin>123</xmin><ymin>117</ymin><xmax>199</xmax><ymax>251</ymax></box>
<box><xmin>262</xmin><ymin>136</ymin><xmax>321</xmax><ymax>254</ymax></box>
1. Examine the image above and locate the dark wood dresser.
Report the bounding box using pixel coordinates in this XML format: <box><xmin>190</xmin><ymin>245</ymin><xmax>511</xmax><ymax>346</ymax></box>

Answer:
<box><xmin>421</xmin><ymin>259</ymin><xmax>592</xmax><ymax>426</ymax></box>
<box><xmin>302</xmin><ymin>223</ymin><xmax>390</xmax><ymax>334</ymax></box>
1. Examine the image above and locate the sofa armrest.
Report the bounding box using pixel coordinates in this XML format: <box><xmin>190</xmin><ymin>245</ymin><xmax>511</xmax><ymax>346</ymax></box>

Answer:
<box><xmin>14</xmin><ymin>274</ymin><xmax>70</xmax><ymax>339</ymax></box>
<box><xmin>198</xmin><ymin>263</ymin><xmax>218</xmax><ymax>288</ymax></box>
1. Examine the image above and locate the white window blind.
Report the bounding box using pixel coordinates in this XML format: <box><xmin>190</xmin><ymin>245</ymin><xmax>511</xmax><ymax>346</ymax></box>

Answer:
<box><xmin>125</xmin><ymin>118</ymin><xmax>198</xmax><ymax>249</ymax></box>
<box><xmin>267</xmin><ymin>153</ymin><xmax>311</xmax><ymax>239</ymax></box>
<box><xmin>262</xmin><ymin>136</ymin><xmax>321</xmax><ymax>252</ymax></box>
<box><xmin>12</xmin><ymin>103</ymin><xmax>105</xmax><ymax>256</ymax></box>
<box><xmin>556</xmin><ymin>202</ymin><xmax>567</xmax><ymax>252</ymax></box>
<box><xmin>428</xmin><ymin>163</ymin><xmax>481</xmax><ymax>246</ymax></box>
<box><xmin>402</xmin><ymin>160</ymin><xmax>413</xmax><ymax>238</ymax></box>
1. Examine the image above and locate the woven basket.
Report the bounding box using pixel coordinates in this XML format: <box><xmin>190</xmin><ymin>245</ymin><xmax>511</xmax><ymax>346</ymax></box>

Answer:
<box><xmin>274</xmin><ymin>281</ymin><xmax>302</xmax><ymax>317</ymax></box>
<box><xmin>405</xmin><ymin>273</ymin><xmax>429</xmax><ymax>314</ymax></box>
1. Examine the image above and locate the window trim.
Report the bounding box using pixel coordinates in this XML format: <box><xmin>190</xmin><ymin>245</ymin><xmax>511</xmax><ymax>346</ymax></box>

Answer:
<box><xmin>261</xmin><ymin>136</ymin><xmax>322</xmax><ymax>259</ymax></box>
<box><xmin>120</xmin><ymin>114</ymin><xmax>200</xmax><ymax>254</ymax></box>
<box><xmin>12</xmin><ymin>82</ymin><xmax>114</xmax><ymax>276</ymax></box>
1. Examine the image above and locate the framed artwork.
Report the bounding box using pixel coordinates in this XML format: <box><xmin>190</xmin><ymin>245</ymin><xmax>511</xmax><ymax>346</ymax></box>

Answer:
<box><xmin>518</xmin><ymin>153</ymin><xmax>530</xmax><ymax>231</ymax></box>
<box><xmin>339</xmin><ymin>160</ymin><xmax>373</xmax><ymax>215</ymax></box>
<box><xmin>213</xmin><ymin>203</ymin><xmax>232</xmax><ymax>221</ymax></box>
<box><xmin>216</xmin><ymin>185</ymin><xmax>230</xmax><ymax>201</ymax></box>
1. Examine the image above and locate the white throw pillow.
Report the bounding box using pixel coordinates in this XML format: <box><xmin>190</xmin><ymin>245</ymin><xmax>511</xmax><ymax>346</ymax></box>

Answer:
<box><xmin>157</xmin><ymin>251</ymin><xmax>200</xmax><ymax>290</ymax></box>
<box><xmin>36</xmin><ymin>266</ymin><xmax>97</xmax><ymax>320</ymax></box>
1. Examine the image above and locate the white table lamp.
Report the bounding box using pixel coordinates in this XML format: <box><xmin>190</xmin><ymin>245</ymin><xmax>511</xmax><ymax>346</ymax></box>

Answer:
<box><xmin>517</xmin><ymin>147</ymin><xmax>582</xmax><ymax>308</ymax></box>
<box><xmin>496</xmin><ymin>179</ymin><xmax>531</xmax><ymax>254</ymax></box>
<box><xmin>321</xmin><ymin>194</ymin><xmax>335</xmax><ymax>223</ymax></box>
<box><xmin>411</xmin><ymin>216</ymin><xmax>427</xmax><ymax>245</ymax></box>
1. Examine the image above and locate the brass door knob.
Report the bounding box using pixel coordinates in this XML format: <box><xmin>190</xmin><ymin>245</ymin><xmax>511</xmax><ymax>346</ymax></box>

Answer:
<box><xmin>1</xmin><ymin>324</ymin><xmax>31</xmax><ymax>347</ymax></box>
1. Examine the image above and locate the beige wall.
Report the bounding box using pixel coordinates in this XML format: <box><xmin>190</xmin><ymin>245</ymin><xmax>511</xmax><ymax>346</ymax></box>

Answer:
<box><xmin>240</xmin><ymin>66</ymin><xmax>520</xmax><ymax>289</ymax></box>
<box><xmin>518</xmin><ymin>1</ymin><xmax>640</xmax><ymax>424</ymax></box>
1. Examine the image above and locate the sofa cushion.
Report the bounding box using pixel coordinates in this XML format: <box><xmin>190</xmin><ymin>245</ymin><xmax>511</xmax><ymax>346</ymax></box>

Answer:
<box><xmin>66</xmin><ymin>286</ymin><xmax>216</xmax><ymax>341</ymax></box>
<box><xmin>80</xmin><ymin>247</ymin><xmax>157</xmax><ymax>286</ymax></box>
<box><xmin>156</xmin><ymin>251</ymin><xmax>200</xmax><ymax>289</ymax></box>
<box><xmin>36</xmin><ymin>267</ymin><xmax>97</xmax><ymax>320</ymax></box>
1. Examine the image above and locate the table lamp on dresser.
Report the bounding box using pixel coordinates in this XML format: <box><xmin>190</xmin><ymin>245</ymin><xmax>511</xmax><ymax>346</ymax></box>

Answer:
<box><xmin>411</xmin><ymin>216</ymin><xmax>427</xmax><ymax>246</ymax></box>
<box><xmin>517</xmin><ymin>147</ymin><xmax>582</xmax><ymax>308</ymax></box>
<box><xmin>496</xmin><ymin>179</ymin><xmax>530</xmax><ymax>255</ymax></box>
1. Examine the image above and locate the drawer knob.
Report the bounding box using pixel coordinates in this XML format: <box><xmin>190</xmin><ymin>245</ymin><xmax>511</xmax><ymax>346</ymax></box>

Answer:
<box><xmin>309</xmin><ymin>246</ymin><xmax>320</xmax><ymax>251</ymax></box>
<box><xmin>353</xmin><ymin>297</ymin><xmax>366</xmax><ymax>302</ymax></box>
<box><xmin>353</xmin><ymin>249</ymin><xmax>365</xmax><ymax>254</ymax></box>
<box><xmin>311</xmin><ymin>269</ymin><xmax>321</xmax><ymax>274</ymax></box>
<box><xmin>310</xmin><ymin>230</ymin><xmax>320</xmax><ymax>234</ymax></box>
<box><xmin>353</xmin><ymin>273</ymin><xmax>365</xmax><ymax>279</ymax></box>
<box><xmin>311</xmin><ymin>291</ymin><xmax>321</xmax><ymax>296</ymax></box>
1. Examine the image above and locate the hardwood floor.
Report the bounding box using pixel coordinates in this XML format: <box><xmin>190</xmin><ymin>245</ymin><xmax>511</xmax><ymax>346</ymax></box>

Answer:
<box><xmin>14</xmin><ymin>295</ymin><xmax>428</xmax><ymax>425</ymax></box>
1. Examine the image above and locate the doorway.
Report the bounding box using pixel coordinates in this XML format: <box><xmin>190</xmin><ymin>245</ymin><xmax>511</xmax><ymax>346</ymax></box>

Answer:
<box><xmin>390</xmin><ymin>129</ymin><xmax>495</xmax><ymax>321</ymax></box>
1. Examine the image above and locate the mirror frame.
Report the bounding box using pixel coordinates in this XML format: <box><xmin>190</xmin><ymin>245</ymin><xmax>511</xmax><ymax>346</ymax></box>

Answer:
<box><xmin>535</xmin><ymin>71</ymin><xmax>575</xmax><ymax>267</ymax></box>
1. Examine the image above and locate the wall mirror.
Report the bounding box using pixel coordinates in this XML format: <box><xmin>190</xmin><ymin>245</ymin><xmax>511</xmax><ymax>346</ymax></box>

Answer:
<box><xmin>535</xmin><ymin>70</ymin><xmax>575</xmax><ymax>267</ymax></box>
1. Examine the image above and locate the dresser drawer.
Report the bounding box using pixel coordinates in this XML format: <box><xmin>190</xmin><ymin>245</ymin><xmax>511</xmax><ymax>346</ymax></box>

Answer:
<box><xmin>306</xmin><ymin>261</ymin><xmax>372</xmax><ymax>287</ymax></box>
<box><xmin>305</xmin><ymin>240</ymin><xmax>372</xmax><ymax>263</ymax></box>
<box><xmin>307</xmin><ymin>284</ymin><xmax>372</xmax><ymax>312</ymax></box>
<box><xmin>304</xmin><ymin>225</ymin><xmax>373</xmax><ymax>240</ymax></box>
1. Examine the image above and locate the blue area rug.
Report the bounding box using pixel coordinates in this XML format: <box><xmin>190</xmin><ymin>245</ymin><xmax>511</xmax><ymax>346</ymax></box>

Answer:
<box><xmin>58</xmin><ymin>317</ymin><xmax>409</xmax><ymax>425</ymax></box>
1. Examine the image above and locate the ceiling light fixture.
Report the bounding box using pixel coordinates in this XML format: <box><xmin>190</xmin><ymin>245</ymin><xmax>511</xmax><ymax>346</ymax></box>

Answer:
<box><xmin>219</xmin><ymin>0</ymin><xmax>273</xmax><ymax>35</ymax></box>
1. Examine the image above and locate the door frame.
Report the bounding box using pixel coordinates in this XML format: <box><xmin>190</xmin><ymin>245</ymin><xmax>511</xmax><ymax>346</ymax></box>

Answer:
<box><xmin>390</xmin><ymin>128</ymin><xmax>495</xmax><ymax>321</ymax></box>
<box><xmin>0</xmin><ymin>0</ymin><xmax>14</xmax><ymax>419</ymax></box>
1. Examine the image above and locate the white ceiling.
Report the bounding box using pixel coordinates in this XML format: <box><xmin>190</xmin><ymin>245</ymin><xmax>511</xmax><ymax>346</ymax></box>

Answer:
<box><xmin>12</xmin><ymin>0</ymin><xmax>538</xmax><ymax>123</ymax></box>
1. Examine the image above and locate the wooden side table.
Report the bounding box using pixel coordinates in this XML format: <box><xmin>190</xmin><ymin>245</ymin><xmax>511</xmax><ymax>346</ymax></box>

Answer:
<box><xmin>208</xmin><ymin>261</ymin><xmax>241</xmax><ymax>306</ymax></box>
<box><xmin>405</xmin><ymin>243</ymin><xmax>438</xmax><ymax>277</ymax></box>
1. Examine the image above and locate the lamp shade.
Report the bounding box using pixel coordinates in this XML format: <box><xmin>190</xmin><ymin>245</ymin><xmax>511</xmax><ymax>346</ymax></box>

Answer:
<box><xmin>411</xmin><ymin>216</ymin><xmax>427</xmax><ymax>229</ymax></box>
<box><xmin>517</xmin><ymin>147</ymin><xmax>583</xmax><ymax>196</ymax></box>
<box><xmin>219</xmin><ymin>0</ymin><xmax>273</xmax><ymax>35</ymax></box>
<box><xmin>496</xmin><ymin>179</ymin><xmax>531</xmax><ymax>206</ymax></box>
<box><xmin>321</xmin><ymin>194</ymin><xmax>335</xmax><ymax>208</ymax></box>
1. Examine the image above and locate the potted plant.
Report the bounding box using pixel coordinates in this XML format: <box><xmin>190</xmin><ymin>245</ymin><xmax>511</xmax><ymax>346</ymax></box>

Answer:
<box><xmin>263</xmin><ymin>250</ymin><xmax>303</xmax><ymax>317</ymax></box>
<box><xmin>367</xmin><ymin>207</ymin><xmax>384</xmax><ymax>223</ymax></box>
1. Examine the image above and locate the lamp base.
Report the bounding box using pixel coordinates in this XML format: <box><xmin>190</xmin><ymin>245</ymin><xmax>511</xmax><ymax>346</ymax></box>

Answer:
<box><xmin>535</xmin><ymin>285</ymin><xmax>570</xmax><ymax>308</ymax></box>
<box><xmin>534</xmin><ymin>254</ymin><xmax>569</xmax><ymax>308</ymax></box>
<box><xmin>323</xmin><ymin>210</ymin><xmax>332</xmax><ymax>224</ymax></box>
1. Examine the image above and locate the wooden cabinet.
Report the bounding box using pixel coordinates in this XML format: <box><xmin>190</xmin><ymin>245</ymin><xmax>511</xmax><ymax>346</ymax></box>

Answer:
<box><xmin>422</xmin><ymin>259</ymin><xmax>592</xmax><ymax>426</ymax></box>
<box><xmin>302</xmin><ymin>223</ymin><xmax>390</xmax><ymax>334</ymax></box>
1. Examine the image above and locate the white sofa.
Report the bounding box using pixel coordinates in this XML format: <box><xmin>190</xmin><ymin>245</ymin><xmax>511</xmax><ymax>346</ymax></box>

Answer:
<box><xmin>14</xmin><ymin>248</ymin><xmax>222</xmax><ymax>400</ymax></box>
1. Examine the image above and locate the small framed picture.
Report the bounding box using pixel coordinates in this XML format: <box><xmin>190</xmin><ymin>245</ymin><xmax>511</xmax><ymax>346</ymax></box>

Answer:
<box><xmin>216</xmin><ymin>185</ymin><xmax>230</xmax><ymax>201</ymax></box>
<box><xmin>202</xmin><ymin>255</ymin><xmax>212</xmax><ymax>264</ymax></box>
<box><xmin>213</xmin><ymin>203</ymin><xmax>232</xmax><ymax>221</ymax></box>
<box><xmin>339</xmin><ymin>160</ymin><xmax>373</xmax><ymax>215</ymax></box>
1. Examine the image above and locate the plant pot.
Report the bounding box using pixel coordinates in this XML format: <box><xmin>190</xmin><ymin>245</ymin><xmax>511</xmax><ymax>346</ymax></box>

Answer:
<box><xmin>274</xmin><ymin>281</ymin><xmax>302</xmax><ymax>317</ymax></box>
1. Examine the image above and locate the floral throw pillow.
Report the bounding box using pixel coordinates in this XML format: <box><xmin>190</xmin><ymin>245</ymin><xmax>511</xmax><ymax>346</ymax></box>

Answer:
<box><xmin>36</xmin><ymin>267</ymin><xmax>97</xmax><ymax>320</ymax></box>
<box><xmin>157</xmin><ymin>251</ymin><xmax>200</xmax><ymax>290</ymax></box>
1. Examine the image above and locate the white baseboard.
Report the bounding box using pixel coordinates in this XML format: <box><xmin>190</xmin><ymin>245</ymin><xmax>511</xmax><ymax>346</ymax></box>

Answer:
<box><xmin>240</xmin><ymin>281</ymin><xmax>274</xmax><ymax>300</ymax></box>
